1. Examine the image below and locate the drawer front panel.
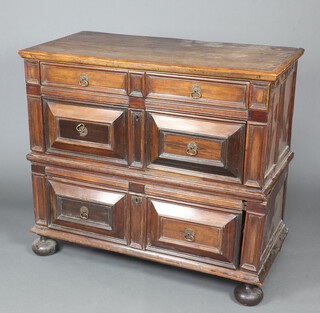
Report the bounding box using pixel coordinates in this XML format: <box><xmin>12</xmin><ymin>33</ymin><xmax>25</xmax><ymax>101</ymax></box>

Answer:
<box><xmin>147</xmin><ymin>113</ymin><xmax>245</xmax><ymax>179</ymax></box>
<box><xmin>147</xmin><ymin>74</ymin><xmax>248</xmax><ymax>109</ymax></box>
<box><xmin>147</xmin><ymin>199</ymin><xmax>242</xmax><ymax>266</ymax></box>
<box><xmin>49</xmin><ymin>179</ymin><xmax>127</xmax><ymax>239</ymax></box>
<box><xmin>41</xmin><ymin>63</ymin><xmax>127</xmax><ymax>94</ymax></box>
<box><xmin>44</xmin><ymin>99</ymin><xmax>127</xmax><ymax>161</ymax></box>
<box><xmin>59</xmin><ymin>198</ymin><xmax>113</xmax><ymax>230</ymax></box>
<box><xmin>59</xmin><ymin>119</ymin><xmax>109</xmax><ymax>144</ymax></box>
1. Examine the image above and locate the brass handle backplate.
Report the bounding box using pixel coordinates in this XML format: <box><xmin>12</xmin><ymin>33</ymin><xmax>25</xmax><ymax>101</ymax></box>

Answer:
<box><xmin>184</xmin><ymin>229</ymin><xmax>195</xmax><ymax>242</ymax></box>
<box><xmin>79</xmin><ymin>73</ymin><xmax>89</xmax><ymax>87</ymax></box>
<box><xmin>186</xmin><ymin>141</ymin><xmax>198</xmax><ymax>156</ymax></box>
<box><xmin>76</xmin><ymin>123</ymin><xmax>88</xmax><ymax>137</ymax></box>
<box><xmin>190</xmin><ymin>85</ymin><xmax>202</xmax><ymax>99</ymax></box>
<box><xmin>79</xmin><ymin>206</ymin><xmax>89</xmax><ymax>220</ymax></box>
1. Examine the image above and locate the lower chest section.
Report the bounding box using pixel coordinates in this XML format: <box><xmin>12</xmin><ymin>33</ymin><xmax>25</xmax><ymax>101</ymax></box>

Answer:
<box><xmin>34</xmin><ymin>166</ymin><xmax>244</xmax><ymax>270</ymax></box>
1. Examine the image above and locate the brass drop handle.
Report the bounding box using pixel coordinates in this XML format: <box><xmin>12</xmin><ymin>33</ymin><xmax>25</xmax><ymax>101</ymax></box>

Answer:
<box><xmin>79</xmin><ymin>73</ymin><xmax>89</xmax><ymax>87</ymax></box>
<box><xmin>190</xmin><ymin>85</ymin><xmax>202</xmax><ymax>99</ymax></box>
<box><xmin>184</xmin><ymin>229</ymin><xmax>195</xmax><ymax>242</ymax></box>
<box><xmin>76</xmin><ymin>123</ymin><xmax>88</xmax><ymax>137</ymax></box>
<box><xmin>79</xmin><ymin>206</ymin><xmax>89</xmax><ymax>220</ymax></box>
<box><xmin>186</xmin><ymin>141</ymin><xmax>198</xmax><ymax>156</ymax></box>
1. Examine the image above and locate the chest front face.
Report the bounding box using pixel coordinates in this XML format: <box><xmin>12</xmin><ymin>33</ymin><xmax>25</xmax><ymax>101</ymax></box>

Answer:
<box><xmin>19</xmin><ymin>32</ymin><xmax>303</xmax><ymax>294</ymax></box>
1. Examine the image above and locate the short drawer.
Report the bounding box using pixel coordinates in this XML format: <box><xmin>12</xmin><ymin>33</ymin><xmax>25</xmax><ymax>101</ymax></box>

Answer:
<box><xmin>147</xmin><ymin>74</ymin><xmax>248</xmax><ymax>109</ymax></box>
<box><xmin>48</xmin><ymin>179</ymin><xmax>127</xmax><ymax>240</ymax></box>
<box><xmin>41</xmin><ymin>63</ymin><xmax>127</xmax><ymax>94</ymax></box>
<box><xmin>147</xmin><ymin>199</ymin><xmax>242</xmax><ymax>267</ymax></box>
<box><xmin>147</xmin><ymin>112</ymin><xmax>245</xmax><ymax>180</ymax></box>
<box><xmin>44</xmin><ymin>99</ymin><xmax>127</xmax><ymax>162</ymax></box>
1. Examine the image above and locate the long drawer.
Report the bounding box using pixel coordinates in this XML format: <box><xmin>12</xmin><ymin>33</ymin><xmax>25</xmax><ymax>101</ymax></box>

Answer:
<box><xmin>41</xmin><ymin>63</ymin><xmax>128</xmax><ymax>95</ymax></box>
<box><xmin>147</xmin><ymin>74</ymin><xmax>249</xmax><ymax>109</ymax></box>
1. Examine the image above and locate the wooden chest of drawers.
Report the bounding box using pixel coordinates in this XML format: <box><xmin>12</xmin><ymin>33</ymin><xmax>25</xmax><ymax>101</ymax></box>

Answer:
<box><xmin>19</xmin><ymin>32</ymin><xmax>304</xmax><ymax>306</ymax></box>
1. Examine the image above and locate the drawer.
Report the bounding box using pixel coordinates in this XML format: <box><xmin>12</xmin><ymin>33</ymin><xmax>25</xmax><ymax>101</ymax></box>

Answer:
<box><xmin>44</xmin><ymin>99</ymin><xmax>127</xmax><ymax>162</ymax></box>
<box><xmin>147</xmin><ymin>199</ymin><xmax>242</xmax><ymax>267</ymax></box>
<box><xmin>147</xmin><ymin>112</ymin><xmax>245</xmax><ymax>180</ymax></box>
<box><xmin>41</xmin><ymin>63</ymin><xmax>127</xmax><ymax>95</ymax></box>
<box><xmin>48</xmin><ymin>179</ymin><xmax>127</xmax><ymax>240</ymax></box>
<box><xmin>147</xmin><ymin>74</ymin><xmax>248</xmax><ymax>109</ymax></box>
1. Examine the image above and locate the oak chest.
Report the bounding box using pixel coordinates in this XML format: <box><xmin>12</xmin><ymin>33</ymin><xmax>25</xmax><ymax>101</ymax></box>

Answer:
<box><xmin>19</xmin><ymin>32</ymin><xmax>304</xmax><ymax>306</ymax></box>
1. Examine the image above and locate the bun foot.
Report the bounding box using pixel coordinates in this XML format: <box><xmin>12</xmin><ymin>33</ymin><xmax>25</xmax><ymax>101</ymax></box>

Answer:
<box><xmin>32</xmin><ymin>236</ymin><xmax>58</xmax><ymax>256</ymax></box>
<box><xmin>234</xmin><ymin>283</ymin><xmax>263</xmax><ymax>306</ymax></box>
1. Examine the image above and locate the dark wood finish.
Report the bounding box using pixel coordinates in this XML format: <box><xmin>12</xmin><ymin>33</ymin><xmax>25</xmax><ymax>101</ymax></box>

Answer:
<box><xmin>147</xmin><ymin>112</ymin><xmax>245</xmax><ymax>179</ymax></box>
<box><xmin>30</xmin><ymin>224</ymin><xmax>262</xmax><ymax>285</ymax></box>
<box><xmin>48</xmin><ymin>178</ymin><xmax>127</xmax><ymax>241</ymax></box>
<box><xmin>249</xmin><ymin>83</ymin><xmax>270</xmax><ymax>110</ymax></box>
<box><xmin>234</xmin><ymin>283</ymin><xmax>264</xmax><ymax>306</ymax></box>
<box><xmin>264</xmin><ymin>65</ymin><xmax>298</xmax><ymax>184</ymax></box>
<box><xmin>240</xmin><ymin>207</ymin><xmax>265</xmax><ymax>272</ymax></box>
<box><xmin>128</xmin><ymin>109</ymin><xmax>144</xmax><ymax>167</ymax></box>
<box><xmin>129</xmin><ymin>72</ymin><xmax>145</xmax><ymax>98</ymax></box>
<box><xmin>129</xmin><ymin>182</ymin><xmax>145</xmax><ymax>194</ymax></box>
<box><xmin>243</xmin><ymin>123</ymin><xmax>267</xmax><ymax>187</ymax></box>
<box><xmin>19</xmin><ymin>32</ymin><xmax>303</xmax><ymax>305</ymax></box>
<box><xmin>26</xmin><ymin>84</ymin><xmax>40</xmax><ymax>96</ymax></box>
<box><xmin>145</xmin><ymin>98</ymin><xmax>249</xmax><ymax>121</ymax></box>
<box><xmin>147</xmin><ymin>198</ymin><xmax>242</xmax><ymax>267</ymax></box>
<box><xmin>129</xmin><ymin>97</ymin><xmax>144</xmax><ymax>109</ymax></box>
<box><xmin>32</xmin><ymin>236</ymin><xmax>57</xmax><ymax>256</ymax></box>
<box><xmin>129</xmin><ymin>195</ymin><xmax>146</xmax><ymax>250</ymax></box>
<box><xmin>27</xmin><ymin>96</ymin><xmax>45</xmax><ymax>152</ymax></box>
<box><xmin>41</xmin><ymin>85</ymin><xmax>129</xmax><ymax>107</ymax></box>
<box><xmin>24</xmin><ymin>60</ymin><xmax>40</xmax><ymax>85</ymax></box>
<box><xmin>248</xmin><ymin>110</ymin><xmax>268</xmax><ymax>123</ymax></box>
<box><xmin>31</xmin><ymin>171</ymin><xmax>47</xmax><ymax>226</ymax></box>
<box><xmin>240</xmin><ymin>170</ymin><xmax>289</xmax><ymax>273</ymax></box>
<box><xmin>147</xmin><ymin>74</ymin><xmax>249</xmax><ymax>109</ymax></box>
<box><xmin>44</xmin><ymin>99</ymin><xmax>127</xmax><ymax>161</ymax></box>
<box><xmin>41</xmin><ymin>63</ymin><xmax>127</xmax><ymax>95</ymax></box>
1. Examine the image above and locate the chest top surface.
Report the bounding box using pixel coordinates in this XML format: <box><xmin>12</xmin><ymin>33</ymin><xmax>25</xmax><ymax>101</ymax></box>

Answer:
<box><xmin>18</xmin><ymin>31</ymin><xmax>304</xmax><ymax>81</ymax></box>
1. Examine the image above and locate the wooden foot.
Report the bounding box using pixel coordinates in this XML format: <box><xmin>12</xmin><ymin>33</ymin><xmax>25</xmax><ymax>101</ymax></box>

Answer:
<box><xmin>32</xmin><ymin>236</ymin><xmax>57</xmax><ymax>256</ymax></box>
<box><xmin>234</xmin><ymin>283</ymin><xmax>263</xmax><ymax>306</ymax></box>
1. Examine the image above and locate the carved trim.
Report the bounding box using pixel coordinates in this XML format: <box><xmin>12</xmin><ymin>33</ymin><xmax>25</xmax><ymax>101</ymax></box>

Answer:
<box><xmin>129</xmin><ymin>195</ymin><xmax>146</xmax><ymax>250</ymax></box>
<box><xmin>26</xmin><ymin>152</ymin><xmax>268</xmax><ymax>202</ymax></box>
<box><xmin>24</xmin><ymin>60</ymin><xmax>40</xmax><ymax>85</ymax></box>
<box><xmin>249</xmin><ymin>83</ymin><xmax>270</xmax><ymax>110</ymax></box>
<box><xmin>128</xmin><ymin>109</ymin><xmax>145</xmax><ymax>168</ymax></box>
<box><xmin>32</xmin><ymin>173</ymin><xmax>47</xmax><ymax>226</ymax></box>
<box><xmin>27</xmin><ymin>95</ymin><xmax>45</xmax><ymax>152</ymax></box>
<box><xmin>26</xmin><ymin>84</ymin><xmax>40</xmax><ymax>96</ymax></box>
<box><xmin>129</xmin><ymin>97</ymin><xmax>145</xmax><ymax>109</ymax></box>
<box><xmin>41</xmin><ymin>86</ymin><xmax>129</xmax><ymax>106</ymax></box>
<box><xmin>243</xmin><ymin>123</ymin><xmax>267</xmax><ymax>188</ymax></box>
<box><xmin>240</xmin><ymin>205</ymin><xmax>266</xmax><ymax>272</ymax></box>
<box><xmin>31</xmin><ymin>164</ymin><xmax>45</xmax><ymax>174</ymax></box>
<box><xmin>248</xmin><ymin>110</ymin><xmax>268</xmax><ymax>123</ymax></box>
<box><xmin>128</xmin><ymin>72</ymin><xmax>146</xmax><ymax>97</ymax></box>
<box><xmin>129</xmin><ymin>182</ymin><xmax>145</xmax><ymax>193</ymax></box>
<box><xmin>258</xmin><ymin>221</ymin><xmax>288</xmax><ymax>284</ymax></box>
<box><xmin>145</xmin><ymin>98</ymin><xmax>248</xmax><ymax>121</ymax></box>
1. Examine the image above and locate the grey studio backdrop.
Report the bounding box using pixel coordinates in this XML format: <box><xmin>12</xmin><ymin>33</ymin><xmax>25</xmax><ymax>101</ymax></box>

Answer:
<box><xmin>1</xmin><ymin>1</ymin><xmax>319</xmax><ymax>312</ymax></box>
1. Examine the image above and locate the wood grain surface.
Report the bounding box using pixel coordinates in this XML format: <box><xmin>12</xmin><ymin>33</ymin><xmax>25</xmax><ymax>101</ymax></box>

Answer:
<box><xmin>19</xmin><ymin>31</ymin><xmax>304</xmax><ymax>81</ymax></box>
<box><xmin>19</xmin><ymin>32</ymin><xmax>304</xmax><ymax>292</ymax></box>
